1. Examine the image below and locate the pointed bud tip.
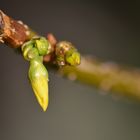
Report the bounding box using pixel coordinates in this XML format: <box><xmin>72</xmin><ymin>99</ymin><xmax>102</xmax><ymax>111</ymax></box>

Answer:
<box><xmin>42</xmin><ymin>106</ymin><xmax>48</xmax><ymax>112</ymax></box>
<box><xmin>41</xmin><ymin>101</ymin><xmax>49</xmax><ymax>112</ymax></box>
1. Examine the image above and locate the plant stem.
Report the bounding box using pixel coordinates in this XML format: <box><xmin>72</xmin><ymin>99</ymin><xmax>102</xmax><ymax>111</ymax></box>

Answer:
<box><xmin>1</xmin><ymin>10</ymin><xmax>140</xmax><ymax>100</ymax></box>
<box><xmin>59</xmin><ymin>56</ymin><xmax>140</xmax><ymax>100</ymax></box>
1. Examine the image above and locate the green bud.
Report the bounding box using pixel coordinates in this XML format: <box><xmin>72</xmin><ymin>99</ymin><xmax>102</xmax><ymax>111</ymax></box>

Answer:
<box><xmin>23</xmin><ymin>44</ymin><xmax>33</xmax><ymax>61</ymax></box>
<box><xmin>65</xmin><ymin>50</ymin><xmax>81</xmax><ymax>66</ymax></box>
<box><xmin>56</xmin><ymin>41</ymin><xmax>81</xmax><ymax>66</ymax></box>
<box><xmin>27</xmin><ymin>48</ymin><xmax>39</xmax><ymax>60</ymax></box>
<box><xmin>35</xmin><ymin>37</ymin><xmax>50</xmax><ymax>56</ymax></box>
<box><xmin>29</xmin><ymin>57</ymin><xmax>49</xmax><ymax>111</ymax></box>
<box><xmin>21</xmin><ymin>40</ymin><xmax>34</xmax><ymax>52</ymax></box>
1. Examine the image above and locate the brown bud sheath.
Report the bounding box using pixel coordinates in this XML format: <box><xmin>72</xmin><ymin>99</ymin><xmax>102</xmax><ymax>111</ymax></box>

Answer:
<box><xmin>0</xmin><ymin>10</ymin><xmax>31</xmax><ymax>48</ymax></box>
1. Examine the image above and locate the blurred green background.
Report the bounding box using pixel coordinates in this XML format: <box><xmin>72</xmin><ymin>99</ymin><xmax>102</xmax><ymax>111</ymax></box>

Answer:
<box><xmin>1</xmin><ymin>0</ymin><xmax>140</xmax><ymax>140</ymax></box>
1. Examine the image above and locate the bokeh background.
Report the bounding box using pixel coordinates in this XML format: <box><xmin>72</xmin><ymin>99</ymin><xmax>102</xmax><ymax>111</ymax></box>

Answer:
<box><xmin>1</xmin><ymin>0</ymin><xmax>140</xmax><ymax>140</ymax></box>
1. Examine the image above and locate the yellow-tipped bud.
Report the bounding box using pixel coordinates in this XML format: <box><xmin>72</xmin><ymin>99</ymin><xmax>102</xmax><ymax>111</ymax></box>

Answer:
<box><xmin>28</xmin><ymin>57</ymin><xmax>49</xmax><ymax>111</ymax></box>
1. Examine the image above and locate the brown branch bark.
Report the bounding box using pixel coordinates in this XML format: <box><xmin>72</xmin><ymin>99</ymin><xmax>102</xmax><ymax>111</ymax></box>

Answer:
<box><xmin>0</xmin><ymin>10</ymin><xmax>34</xmax><ymax>47</ymax></box>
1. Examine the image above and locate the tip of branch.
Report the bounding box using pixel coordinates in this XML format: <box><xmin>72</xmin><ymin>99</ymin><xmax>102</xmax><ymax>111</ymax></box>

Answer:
<box><xmin>0</xmin><ymin>9</ymin><xmax>31</xmax><ymax>48</ymax></box>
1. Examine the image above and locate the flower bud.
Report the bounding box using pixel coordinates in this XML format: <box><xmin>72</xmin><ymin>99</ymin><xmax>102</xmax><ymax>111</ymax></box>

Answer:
<box><xmin>35</xmin><ymin>37</ymin><xmax>50</xmax><ymax>56</ymax></box>
<box><xmin>27</xmin><ymin>48</ymin><xmax>39</xmax><ymax>60</ymax></box>
<box><xmin>65</xmin><ymin>50</ymin><xmax>81</xmax><ymax>66</ymax></box>
<box><xmin>22</xmin><ymin>40</ymin><xmax>35</xmax><ymax>61</ymax></box>
<box><xmin>28</xmin><ymin>57</ymin><xmax>49</xmax><ymax>111</ymax></box>
<box><xmin>56</xmin><ymin>41</ymin><xmax>81</xmax><ymax>66</ymax></box>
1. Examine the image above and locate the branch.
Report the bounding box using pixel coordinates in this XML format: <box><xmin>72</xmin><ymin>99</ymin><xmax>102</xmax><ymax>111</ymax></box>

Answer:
<box><xmin>0</xmin><ymin>10</ymin><xmax>35</xmax><ymax>47</ymax></box>
<box><xmin>1</xmin><ymin>10</ymin><xmax>140</xmax><ymax>101</ymax></box>
<box><xmin>59</xmin><ymin>57</ymin><xmax>140</xmax><ymax>100</ymax></box>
